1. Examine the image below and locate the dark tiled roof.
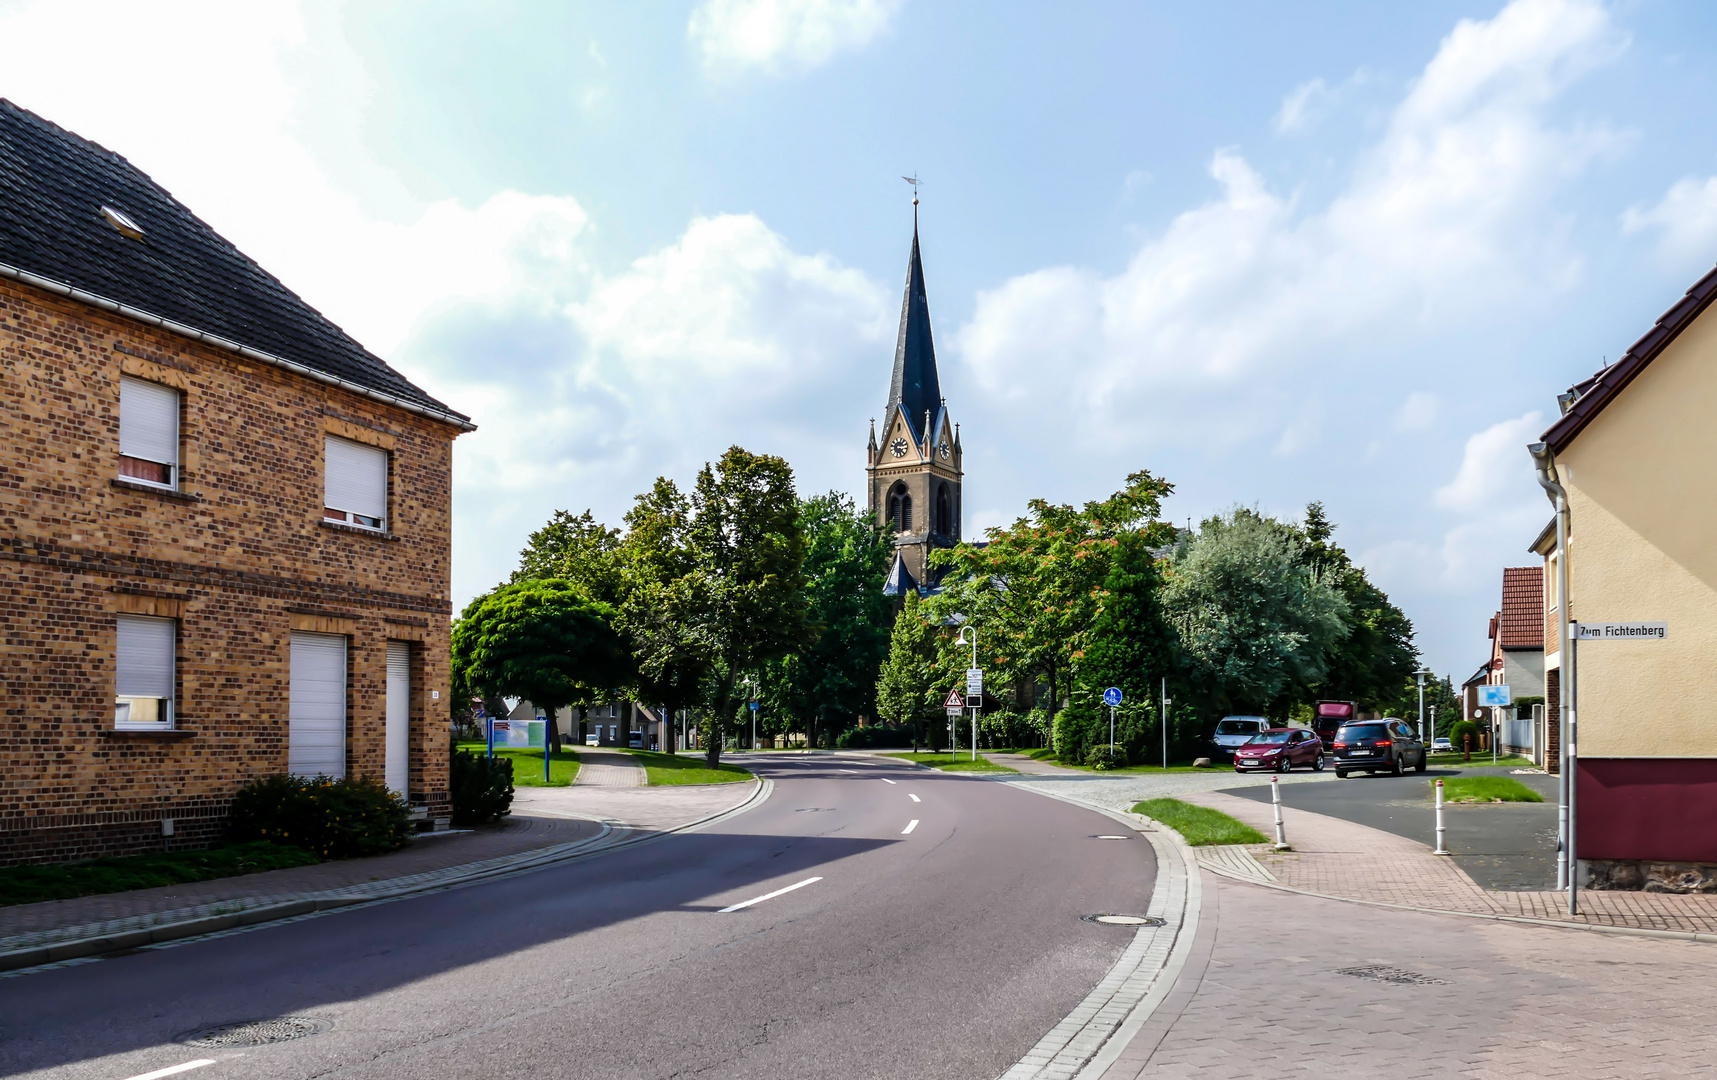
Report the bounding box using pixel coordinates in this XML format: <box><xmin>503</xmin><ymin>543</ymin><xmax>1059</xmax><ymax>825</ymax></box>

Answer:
<box><xmin>0</xmin><ymin>99</ymin><xmax>470</xmax><ymax>428</ymax></box>
<box><xmin>881</xmin><ymin>549</ymin><xmax>920</xmax><ymax>597</ymax></box>
<box><xmin>1499</xmin><ymin>566</ymin><xmax>1543</xmax><ymax>651</ymax></box>
<box><xmin>1541</xmin><ymin>262</ymin><xmax>1717</xmax><ymax>452</ymax></box>
<box><xmin>887</xmin><ymin>223</ymin><xmax>941</xmax><ymax>438</ymax></box>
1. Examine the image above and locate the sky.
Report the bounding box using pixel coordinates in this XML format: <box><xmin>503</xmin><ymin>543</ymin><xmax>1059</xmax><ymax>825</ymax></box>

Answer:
<box><xmin>5</xmin><ymin>0</ymin><xmax>1717</xmax><ymax>680</ymax></box>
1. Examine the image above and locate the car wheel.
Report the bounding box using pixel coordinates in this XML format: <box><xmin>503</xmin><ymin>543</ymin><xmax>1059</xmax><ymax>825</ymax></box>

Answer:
<box><xmin>1313</xmin><ymin>753</ymin><xmax>1326</xmax><ymax>772</ymax></box>
<box><xmin>1276</xmin><ymin>756</ymin><xmax>1292</xmax><ymax>773</ymax></box>
<box><xmin>1335</xmin><ymin>769</ymin><xmax>1348</xmax><ymax>778</ymax></box>
<box><xmin>1390</xmin><ymin>756</ymin><xmax>1404</xmax><ymax>777</ymax></box>
<box><xmin>1415</xmin><ymin>751</ymin><xmax>1428</xmax><ymax>774</ymax></box>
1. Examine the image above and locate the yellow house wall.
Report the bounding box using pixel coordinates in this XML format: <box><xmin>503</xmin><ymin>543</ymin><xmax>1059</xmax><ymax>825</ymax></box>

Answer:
<box><xmin>1559</xmin><ymin>301</ymin><xmax>1717</xmax><ymax>757</ymax></box>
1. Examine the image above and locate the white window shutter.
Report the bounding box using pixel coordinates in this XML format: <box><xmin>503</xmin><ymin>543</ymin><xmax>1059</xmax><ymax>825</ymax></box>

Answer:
<box><xmin>120</xmin><ymin>377</ymin><xmax>179</xmax><ymax>465</ymax></box>
<box><xmin>116</xmin><ymin>615</ymin><xmax>175</xmax><ymax>699</ymax></box>
<box><xmin>324</xmin><ymin>436</ymin><xmax>387</xmax><ymax>522</ymax></box>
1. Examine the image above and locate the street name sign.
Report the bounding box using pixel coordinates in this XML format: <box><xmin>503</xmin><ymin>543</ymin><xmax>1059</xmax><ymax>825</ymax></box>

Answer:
<box><xmin>1476</xmin><ymin>685</ymin><xmax>1512</xmax><ymax>708</ymax></box>
<box><xmin>1103</xmin><ymin>687</ymin><xmax>1123</xmax><ymax>707</ymax></box>
<box><xmin>1574</xmin><ymin>622</ymin><xmax>1667</xmax><ymax>641</ymax></box>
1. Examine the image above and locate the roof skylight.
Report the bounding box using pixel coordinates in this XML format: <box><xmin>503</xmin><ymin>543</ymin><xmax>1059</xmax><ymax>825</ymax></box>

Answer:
<box><xmin>100</xmin><ymin>205</ymin><xmax>144</xmax><ymax>240</ymax></box>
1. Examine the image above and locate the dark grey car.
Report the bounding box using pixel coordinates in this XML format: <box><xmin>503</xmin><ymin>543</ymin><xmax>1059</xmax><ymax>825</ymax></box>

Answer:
<box><xmin>1332</xmin><ymin>718</ymin><xmax>1426</xmax><ymax>777</ymax></box>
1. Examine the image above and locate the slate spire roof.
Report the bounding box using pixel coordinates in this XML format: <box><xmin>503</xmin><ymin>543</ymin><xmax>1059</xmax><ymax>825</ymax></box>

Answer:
<box><xmin>887</xmin><ymin>221</ymin><xmax>941</xmax><ymax>439</ymax></box>
<box><xmin>0</xmin><ymin>98</ymin><xmax>471</xmax><ymax>428</ymax></box>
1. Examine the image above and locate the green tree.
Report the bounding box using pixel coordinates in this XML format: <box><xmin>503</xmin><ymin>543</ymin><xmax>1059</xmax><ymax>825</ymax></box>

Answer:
<box><xmin>451</xmin><ymin>580</ymin><xmax>633</xmax><ymax>753</ymax></box>
<box><xmin>875</xmin><ymin>591</ymin><xmax>947</xmax><ymax>749</ymax></box>
<box><xmin>617</xmin><ymin>478</ymin><xmax>709</xmax><ymax>750</ymax></box>
<box><xmin>1162</xmin><ymin>508</ymin><xmax>1348</xmax><ymax>717</ymax></box>
<box><xmin>1295</xmin><ymin>502</ymin><xmax>1418</xmax><ymax>711</ymax></box>
<box><xmin>760</xmin><ymin>491</ymin><xmax>894</xmax><ymax>747</ymax></box>
<box><xmin>512</xmin><ymin>509</ymin><xmax>623</xmax><ymax>603</ymax></box>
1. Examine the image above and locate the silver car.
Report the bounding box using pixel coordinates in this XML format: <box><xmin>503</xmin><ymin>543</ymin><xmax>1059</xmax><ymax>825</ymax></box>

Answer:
<box><xmin>1211</xmin><ymin>716</ymin><xmax>1271</xmax><ymax>762</ymax></box>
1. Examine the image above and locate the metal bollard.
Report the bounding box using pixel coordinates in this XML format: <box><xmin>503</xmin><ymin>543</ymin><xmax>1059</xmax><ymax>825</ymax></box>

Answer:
<box><xmin>1433</xmin><ymin>777</ymin><xmax>1451</xmax><ymax>855</ymax></box>
<box><xmin>1271</xmin><ymin>776</ymin><xmax>1290</xmax><ymax>850</ymax></box>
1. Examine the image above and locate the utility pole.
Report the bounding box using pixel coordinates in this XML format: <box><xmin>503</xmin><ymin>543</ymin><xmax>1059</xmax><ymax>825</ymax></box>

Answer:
<box><xmin>1416</xmin><ymin>669</ymin><xmax>1429</xmax><ymax>744</ymax></box>
<box><xmin>1161</xmin><ymin>676</ymin><xmax>1170</xmax><ymax>770</ymax></box>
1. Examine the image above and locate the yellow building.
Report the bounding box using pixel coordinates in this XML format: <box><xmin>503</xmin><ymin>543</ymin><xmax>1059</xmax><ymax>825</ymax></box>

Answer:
<box><xmin>1532</xmin><ymin>264</ymin><xmax>1717</xmax><ymax>887</ymax></box>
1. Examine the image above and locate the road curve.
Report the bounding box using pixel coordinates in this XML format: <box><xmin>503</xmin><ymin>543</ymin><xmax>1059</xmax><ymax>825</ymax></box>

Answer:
<box><xmin>0</xmin><ymin>754</ymin><xmax>1157</xmax><ymax>1080</ymax></box>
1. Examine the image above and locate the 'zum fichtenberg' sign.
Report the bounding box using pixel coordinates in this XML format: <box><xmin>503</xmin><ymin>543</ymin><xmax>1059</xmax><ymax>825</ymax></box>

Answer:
<box><xmin>1574</xmin><ymin>622</ymin><xmax>1667</xmax><ymax>641</ymax></box>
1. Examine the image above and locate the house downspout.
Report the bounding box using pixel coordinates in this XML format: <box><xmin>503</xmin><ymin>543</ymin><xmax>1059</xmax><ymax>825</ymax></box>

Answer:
<box><xmin>1529</xmin><ymin>441</ymin><xmax>1573</xmax><ymax>904</ymax></box>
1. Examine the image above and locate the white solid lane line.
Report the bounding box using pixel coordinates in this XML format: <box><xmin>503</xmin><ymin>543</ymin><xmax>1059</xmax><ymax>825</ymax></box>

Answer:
<box><xmin>880</xmin><ymin>778</ymin><xmax>897</xmax><ymax>785</ymax></box>
<box><xmin>902</xmin><ymin>819</ymin><xmax>919</xmax><ymax>834</ymax></box>
<box><xmin>123</xmin><ymin>1062</ymin><xmax>217</xmax><ymax>1080</ymax></box>
<box><xmin>909</xmin><ymin>793</ymin><xmax>921</xmax><ymax>803</ymax></box>
<box><xmin>718</xmin><ymin>876</ymin><xmax>824</xmax><ymax>913</ymax></box>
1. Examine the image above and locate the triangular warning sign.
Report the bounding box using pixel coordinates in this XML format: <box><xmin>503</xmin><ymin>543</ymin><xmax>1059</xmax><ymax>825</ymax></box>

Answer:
<box><xmin>944</xmin><ymin>689</ymin><xmax>965</xmax><ymax>709</ymax></box>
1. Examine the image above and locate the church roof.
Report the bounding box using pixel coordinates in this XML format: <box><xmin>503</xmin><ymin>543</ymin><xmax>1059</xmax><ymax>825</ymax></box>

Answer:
<box><xmin>887</xmin><ymin>223</ymin><xmax>941</xmax><ymax>439</ymax></box>
<box><xmin>882</xmin><ymin>549</ymin><xmax>921</xmax><ymax>597</ymax></box>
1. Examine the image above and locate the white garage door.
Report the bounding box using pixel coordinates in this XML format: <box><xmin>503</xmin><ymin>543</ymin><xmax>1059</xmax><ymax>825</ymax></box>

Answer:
<box><xmin>290</xmin><ymin>631</ymin><xmax>347</xmax><ymax>778</ymax></box>
<box><xmin>385</xmin><ymin>641</ymin><xmax>411</xmax><ymax>795</ymax></box>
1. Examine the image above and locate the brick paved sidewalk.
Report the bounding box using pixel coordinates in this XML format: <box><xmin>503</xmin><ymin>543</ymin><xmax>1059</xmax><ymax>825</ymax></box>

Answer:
<box><xmin>1182</xmin><ymin>789</ymin><xmax>1717</xmax><ymax>936</ymax></box>
<box><xmin>573</xmin><ymin>748</ymin><xmax>647</xmax><ymax>787</ymax></box>
<box><xmin>1</xmin><ymin>777</ymin><xmax>760</xmax><ymax>957</ymax></box>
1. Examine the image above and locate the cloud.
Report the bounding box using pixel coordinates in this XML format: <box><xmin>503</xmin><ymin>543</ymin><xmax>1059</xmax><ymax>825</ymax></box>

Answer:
<box><xmin>1622</xmin><ymin>174</ymin><xmax>1717</xmax><ymax>262</ymax></box>
<box><xmin>1396</xmin><ymin>391</ymin><xmax>1442</xmax><ymax>432</ymax></box>
<box><xmin>1274</xmin><ymin>77</ymin><xmax>1330</xmax><ymax>134</ymax></box>
<box><xmin>1434</xmin><ymin>412</ymin><xmax>1544</xmax><ymax>512</ymax></box>
<box><xmin>688</xmin><ymin>0</ymin><xmax>903</xmax><ymax>75</ymax></box>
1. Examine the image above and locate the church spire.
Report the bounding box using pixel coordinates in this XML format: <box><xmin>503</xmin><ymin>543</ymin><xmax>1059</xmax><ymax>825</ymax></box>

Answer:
<box><xmin>887</xmin><ymin>221</ymin><xmax>941</xmax><ymax>440</ymax></box>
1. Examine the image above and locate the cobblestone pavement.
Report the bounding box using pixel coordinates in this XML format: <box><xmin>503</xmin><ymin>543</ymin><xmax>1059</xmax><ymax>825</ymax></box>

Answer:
<box><xmin>1102</xmin><ymin>871</ymin><xmax>1717</xmax><ymax>1079</ymax></box>
<box><xmin>572</xmin><ymin>748</ymin><xmax>647</xmax><ymax>787</ymax></box>
<box><xmin>999</xmin><ymin>768</ymin><xmax>1338</xmax><ymax>812</ymax></box>
<box><xmin>1</xmin><ymin>779</ymin><xmax>758</xmax><ymax>954</ymax></box>
<box><xmin>1184</xmin><ymin>790</ymin><xmax>1717</xmax><ymax>936</ymax></box>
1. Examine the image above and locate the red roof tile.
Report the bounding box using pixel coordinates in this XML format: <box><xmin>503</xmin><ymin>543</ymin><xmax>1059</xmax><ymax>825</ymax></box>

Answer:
<box><xmin>1499</xmin><ymin>566</ymin><xmax>1543</xmax><ymax>650</ymax></box>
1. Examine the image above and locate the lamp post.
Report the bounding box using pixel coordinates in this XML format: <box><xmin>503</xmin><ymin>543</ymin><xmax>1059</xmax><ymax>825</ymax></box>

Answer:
<box><xmin>1161</xmin><ymin>676</ymin><xmax>1170</xmax><ymax>770</ymax></box>
<box><xmin>1416</xmin><ymin>669</ymin><xmax>1431</xmax><ymax>744</ymax></box>
<box><xmin>958</xmin><ymin>625</ymin><xmax>978</xmax><ymax>762</ymax></box>
<box><xmin>745</xmin><ymin>678</ymin><xmax>759</xmax><ymax>751</ymax></box>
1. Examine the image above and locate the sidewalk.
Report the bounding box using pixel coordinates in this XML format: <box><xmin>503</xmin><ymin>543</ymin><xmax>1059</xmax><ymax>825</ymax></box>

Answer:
<box><xmin>572</xmin><ymin>748</ymin><xmax>646</xmax><ymax>787</ymax></box>
<box><xmin>1182</xmin><ymin>789</ymin><xmax>1717</xmax><ymax>937</ymax></box>
<box><xmin>0</xmin><ymin>777</ymin><xmax>763</xmax><ymax>967</ymax></box>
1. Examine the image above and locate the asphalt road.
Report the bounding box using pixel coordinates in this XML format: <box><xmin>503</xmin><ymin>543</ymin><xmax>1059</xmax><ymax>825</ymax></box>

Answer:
<box><xmin>1219</xmin><ymin>766</ymin><xmax>1561</xmax><ymax>889</ymax></box>
<box><xmin>0</xmin><ymin>755</ymin><xmax>1155</xmax><ymax>1080</ymax></box>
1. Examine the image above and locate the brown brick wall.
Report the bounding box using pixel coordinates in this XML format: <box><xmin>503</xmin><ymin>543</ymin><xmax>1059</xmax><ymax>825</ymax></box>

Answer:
<box><xmin>0</xmin><ymin>277</ymin><xmax>461</xmax><ymax>864</ymax></box>
<box><xmin>1546</xmin><ymin>667</ymin><xmax>1561</xmax><ymax>775</ymax></box>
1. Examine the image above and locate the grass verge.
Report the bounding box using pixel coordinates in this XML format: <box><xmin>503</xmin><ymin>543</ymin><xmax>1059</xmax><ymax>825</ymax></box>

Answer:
<box><xmin>1131</xmin><ymin>798</ymin><xmax>1269</xmax><ymax>847</ymax></box>
<box><xmin>879</xmin><ymin>752</ymin><xmax>1019</xmax><ymax>773</ymax></box>
<box><xmin>1427</xmin><ymin>753</ymin><xmax>1535</xmax><ymax>769</ymax></box>
<box><xmin>0</xmin><ymin>840</ymin><xmax>319</xmax><ymax>907</ymax></box>
<box><xmin>1437</xmin><ymin>776</ymin><xmax>1544</xmax><ymax>803</ymax></box>
<box><xmin>456</xmin><ymin>741</ymin><xmax>580</xmax><ymax>786</ymax></box>
<box><xmin>625</xmin><ymin>749</ymin><xmax>753</xmax><ymax>785</ymax></box>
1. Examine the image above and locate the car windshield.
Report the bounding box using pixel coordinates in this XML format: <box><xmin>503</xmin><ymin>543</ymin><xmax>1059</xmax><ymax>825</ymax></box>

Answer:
<box><xmin>1247</xmin><ymin>732</ymin><xmax>1293</xmax><ymax>744</ymax></box>
<box><xmin>1339</xmin><ymin>724</ymin><xmax>1388</xmax><ymax>740</ymax></box>
<box><xmin>1214</xmin><ymin>720</ymin><xmax>1262</xmax><ymax>735</ymax></box>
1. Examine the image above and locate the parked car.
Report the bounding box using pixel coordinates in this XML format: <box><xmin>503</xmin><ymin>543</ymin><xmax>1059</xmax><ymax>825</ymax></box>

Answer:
<box><xmin>1211</xmin><ymin>716</ymin><xmax>1271</xmax><ymax>761</ymax></box>
<box><xmin>1333</xmin><ymin>718</ymin><xmax>1426</xmax><ymax>777</ymax></box>
<box><xmin>584</xmin><ymin>732</ymin><xmax>600</xmax><ymax>747</ymax></box>
<box><xmin>1312</xmin><ymin>700</ymin><xmax>1357</xmax><ymax>753</ymax></box>
<box><xmin>1431</xmin><ymin>736</ymin><xmax>1453</xmax><ymax>752</ymax></box>
<box><xmin>628</xmin><ymin>731</ymin><xmax>644</xmax><ymax>749</ymax></box>
<box><xmin>1233</xmin><ymin>728</ymin><xmax>1327</xmax><ymax>772</ymax></box>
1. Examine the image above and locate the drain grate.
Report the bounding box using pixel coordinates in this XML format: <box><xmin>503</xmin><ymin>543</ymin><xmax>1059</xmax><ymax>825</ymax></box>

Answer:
<box><xmin>1081</xmin><ymin>913</ymin><xmax>1165</xmax><ymax>927</ymax></box>
<box><xmin>1337</xmin><ymin>964</ymin><xmax>1446</xmax><ymax>986</ymax></box>
<box><xmin>178</xmin><ymin>1016</ymin><xmax>333</xmax><ymax>1047</ymax></box>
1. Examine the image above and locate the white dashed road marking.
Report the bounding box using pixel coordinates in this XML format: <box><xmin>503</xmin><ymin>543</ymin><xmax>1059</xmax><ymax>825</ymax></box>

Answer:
<box><xmin>880</xmin><ymin>778</ymin><xmax>897</xmax><ymax>785</ymax></box>
<box><xmin>909</xmin><ymin>794</ymin><xmax>921</xmax><ymax>802</ymax></box>
<box><xmin>902</xmin><ymin>819</ymin><xmax>919</xmax><ymax>835</ymax></box>
<box><xmin>123</xmin><ymin>1062</ymin><xmax>217</xmax><ymax>1080</ymax></box>
<box><xmin>717</xmin><ymin>876</ymin><xmax>824</xmax><ymax>913</ymax></box>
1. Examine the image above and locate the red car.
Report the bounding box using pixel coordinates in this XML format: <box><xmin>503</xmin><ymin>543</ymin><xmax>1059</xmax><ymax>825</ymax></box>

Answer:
<box><xmin>1232</xmin><ymin>728</ymin><xmax>1327</xmax><ymax>772</ymax></box>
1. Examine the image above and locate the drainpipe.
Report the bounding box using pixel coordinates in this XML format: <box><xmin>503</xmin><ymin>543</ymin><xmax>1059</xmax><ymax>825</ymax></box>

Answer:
<box><xmin>1529</xmin><ymin>441</ymin><xmax>1574</xmax><ymax>906</ymax></box>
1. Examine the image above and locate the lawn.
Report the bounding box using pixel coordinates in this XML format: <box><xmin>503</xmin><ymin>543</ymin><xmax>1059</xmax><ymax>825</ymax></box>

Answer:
<box><xmin>1131</xmin><ymin>798</ymin><xmax>1269</xmax><ymax>847</ymax></box>
<box><xmin>455</xmin><ymin>741</ymin><xmax>580</xmax><ymax>786</ymax></box>
<box><xmin>1428</xmin><ymin>752</ymin><xmax>1535</xmax><ymax>769</ymax></box>
<box><xmin>995</xmin><ymin>749</ymin><xmax>1214</xmax><ymax>774</ymax></box>
<box><xmin>0</xmin><ymin>840</ymin><xmax>319</xmax><ymax>906</ymax></box>
<box><xmin>1436</xmin><ymin>776</ymin><xmax>1544</xmax><ymax>803</ymax></box>
<box><xmin>879</xmin><ymin>752</ymin><xmax>1019</xmax><ymax>773</ymax></box>
<box><xmin>624</xmin><ymin>749</ymin><xmax>753</xmax><ymax>786</ymax></box>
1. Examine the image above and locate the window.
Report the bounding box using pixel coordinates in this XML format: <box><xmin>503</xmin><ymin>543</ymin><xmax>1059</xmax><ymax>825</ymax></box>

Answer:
<box><xmin>119</xmin><ymin>376</ymin><xmax>179</xmax><ymax>488</ymax></box>
<box><xmin>324</xmin><ymin>436</ymin><xmax>387</xmax><ymax>530</ymax></box>
<box><xmin>115</xmin><ymin>615</ymin><xmax>175</xmax><ymax>728</ymax></box>
<box><xmin>888</xmin><ymin>483</ymin><xmax>912</xmax><ymax>532</ymax></box>
<box><xmin>936</xmin><ymin>485</ymin><xmax>952</xmax><ymax>536</ymax></box>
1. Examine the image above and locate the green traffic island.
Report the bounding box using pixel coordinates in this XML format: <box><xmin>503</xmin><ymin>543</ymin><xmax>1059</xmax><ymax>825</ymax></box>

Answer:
<box><xmin>622</xmin><ymin>749</ymin><xmax>754</xmax><ymax>786</ymax></box>
<box><xmin>1435</xmin><ymin>776</ymin><xmax>1544</xmax><ymax>803</ymax></box>
<box><xmin>999</xmin><ymin>747</ymin><xmax>1216</xmax><ymax>774</ymax></box>
<box><xmin>1131</xmin><ymin>798</ymin><xmax>1269</xmax><ymax>847</ymax></box>
<box><xmin>1426</xmin><ymin>752</ymin><xmax>1535</xmax><ymax>770</ymax></box>
<box><xmin>454</xmin><ymin>740</ymin><xmax>581</xmax><ymax>787</ymax></box>
<box><xmin>878</xmin><ymin>751</ymin><xmax>1019</xmax><ymax>773</ymax></box>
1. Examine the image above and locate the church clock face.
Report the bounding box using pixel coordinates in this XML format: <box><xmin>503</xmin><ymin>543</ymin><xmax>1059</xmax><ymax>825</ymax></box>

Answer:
<box><xmin>937</xmin><ymin>442</ymin><xmax>951</xmax><ymax>460</ymax></box>
<box><xmin>890</xmin><ymin>437</ymin><xmax>909</xmax><ymax>458</ymax></box>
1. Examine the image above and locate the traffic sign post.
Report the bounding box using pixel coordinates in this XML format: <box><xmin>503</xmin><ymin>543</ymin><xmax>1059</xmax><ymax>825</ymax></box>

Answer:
<box><xmin>1103</xmin><ymin>687</ymin><xmax>1122</xmax><ymax>756</ymax></box>
<box><xmin>1477</xmin><ymin>684</ymin><xmax>1511</xmax><ymax>764</ymax></box>
<box><xmin>959</xmin><ymin>627</ymin><xmax>980</xmax><ymax>762</ymax></box>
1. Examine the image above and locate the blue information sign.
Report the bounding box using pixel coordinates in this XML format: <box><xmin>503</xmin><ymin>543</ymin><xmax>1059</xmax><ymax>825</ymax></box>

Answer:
<box><xmin>1103</xmin><ymin>687</ymin><xmax>1123</xmax><ymax>707</ymax></box>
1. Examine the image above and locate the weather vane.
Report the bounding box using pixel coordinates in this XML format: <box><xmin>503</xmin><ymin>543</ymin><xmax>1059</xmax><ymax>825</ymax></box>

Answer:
<box><xmin>902</xmin><ymin>174</ymin><xmax>921</xmax><ymax>206</ymax></box>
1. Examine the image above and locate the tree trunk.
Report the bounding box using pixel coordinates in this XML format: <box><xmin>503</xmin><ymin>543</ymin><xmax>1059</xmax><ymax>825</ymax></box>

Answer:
<box><xmin>546</xmin><ymin>705</ymin><xmax>562</xmax><ymax>754</ymax></box>
<box><xmin>706</xmin><ymin>671</ymin><xmax>736</xmax><ymax>767</ymax></box>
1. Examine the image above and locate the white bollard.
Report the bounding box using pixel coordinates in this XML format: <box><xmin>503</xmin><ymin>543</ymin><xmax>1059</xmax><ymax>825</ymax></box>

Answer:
<box><xmin>1433</xmin><ymin>777</ymin><xmax>1451</xmax><ymax>856</ymax></box>
<box><xmin>1270</xmin><ymin>776</ymin><xmax>1290</xmax><ymax>850</ymax></box>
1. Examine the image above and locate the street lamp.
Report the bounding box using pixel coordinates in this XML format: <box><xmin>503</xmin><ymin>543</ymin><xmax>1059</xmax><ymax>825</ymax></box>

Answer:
<box><xmin>957</xmin><ymin>625</ymin><xmax>978</xmax><ymax>762</ymax></box>
<box><xmin>745</xmin><ymin>678</ymin><xmax>759</xmax><ymax>751</ymax></box>
<box><xmin>1161</xmin><ymin>677</ymin><xmax>1171</xmax><ymax>770</ymax></box>
<box><xmin>1416</xmin><ymin>669</ymin><xmax>1433</xmax><ymax>744</ymax></box>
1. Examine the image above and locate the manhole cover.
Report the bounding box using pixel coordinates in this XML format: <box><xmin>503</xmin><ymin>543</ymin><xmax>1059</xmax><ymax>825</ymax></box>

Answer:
<box><xmin>1090</xmin><ymin>835</ymin><xmax>1130</xmax><ymax>840</ymax></box>
<box><xmin>178</xmin><ymin>1016</ymin><xmax>333</xmax><ymax>1047</ymax></box>
<box><xmin>1081</xmin><ymin>913</ymin><xmax>1165</xmax><ymax>926</ymax></box>
<box><xmin>1337</xmin><ymin>964</ymin><xmax>1446</xmax><ymax>986</ymax></box>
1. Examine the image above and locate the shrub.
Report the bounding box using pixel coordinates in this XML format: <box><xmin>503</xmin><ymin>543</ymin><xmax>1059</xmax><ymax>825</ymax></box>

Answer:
<box><xmin>1447</xmin><ymin>719</ymin><xmax>1482</xmax><ymax>751</ymax></box>
<box><xmin>451</xmin><ymin>747</ymin><xmax>515</xmax><ymax>825</ymax></box>
<box><xmin>834</xmin><ymin>725</ymin><xmax>915</xmax><ymax>749</ymax></box>
<box><xmin>1084</xmin><ymin>744</ymin><xmax>1130</xmax><ymax>770</ymax></box>
<box><xmin>227</xmin><ymin>774</ymin><xmax>413</xmax><ymax>859</ymax></box>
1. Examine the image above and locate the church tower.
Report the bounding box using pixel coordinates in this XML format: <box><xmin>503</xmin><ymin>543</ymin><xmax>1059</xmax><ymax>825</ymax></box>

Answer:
<box><xmin>868</xmin><ymin>215</ymin><xmax>962</xmax><ymax>591</ymax></box>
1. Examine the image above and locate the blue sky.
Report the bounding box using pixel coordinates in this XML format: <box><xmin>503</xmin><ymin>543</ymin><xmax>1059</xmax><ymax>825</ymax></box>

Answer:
<box><xmin>7</xmin><ymin>0</ymin><xmax>1717</xmax><ymax>680</ymax></box>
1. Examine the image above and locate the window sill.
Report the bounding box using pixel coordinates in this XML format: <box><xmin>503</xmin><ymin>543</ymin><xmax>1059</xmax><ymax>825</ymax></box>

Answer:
<box><xmin>102</xmin><ymin>728</ymin><xmax>196</xmax><ymax>740</ymax></box>
<box><xmin>321</xmin><ymin>519</ymin><xmax>400</xmax><ymax>541</ymax></box>
<box><xmin>111</xmin><ymin>478</ymin><xmax>200</xmax><ymax>502</ymax></box>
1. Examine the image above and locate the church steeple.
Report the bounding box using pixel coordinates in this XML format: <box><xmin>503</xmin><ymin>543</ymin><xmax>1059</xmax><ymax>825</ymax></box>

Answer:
<box><xmin>888</xmin><ymin>224</ymin><xmax>941</xmax><ymax>441</ymax></box>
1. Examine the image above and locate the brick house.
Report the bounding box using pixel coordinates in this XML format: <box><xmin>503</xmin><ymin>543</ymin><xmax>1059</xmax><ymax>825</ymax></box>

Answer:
<box><xmin>0</xmin><ymin>101</ymin><xmax>473</xmax><ymax>863</ymax></box>
<box><xmin>1488</xmin><ymin>566</ymin><xmax>1545</xmax><ymax>760</ymax></box>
